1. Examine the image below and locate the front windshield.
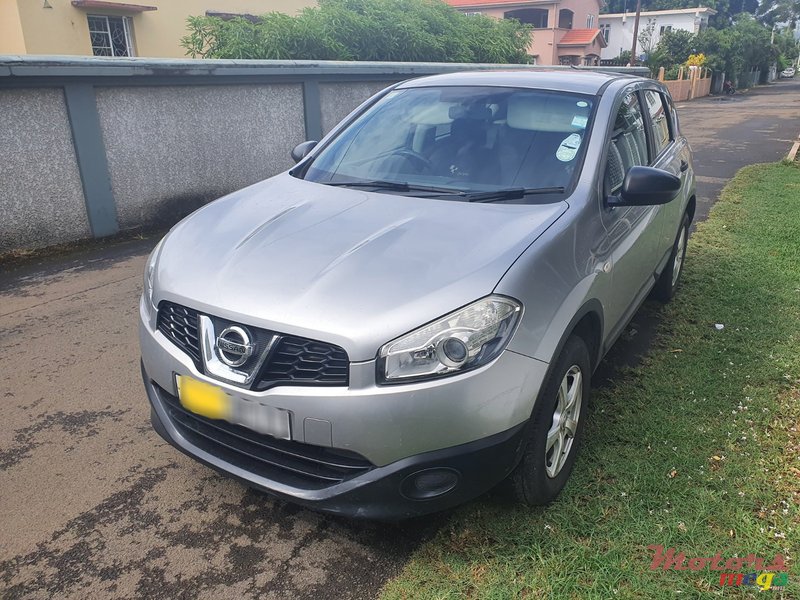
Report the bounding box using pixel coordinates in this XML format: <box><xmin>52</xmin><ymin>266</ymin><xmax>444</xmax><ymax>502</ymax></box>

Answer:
<box><xmin>301</xmin><ymin>86</ymin><xmax>594</xmax><ymax>200</ymax></box>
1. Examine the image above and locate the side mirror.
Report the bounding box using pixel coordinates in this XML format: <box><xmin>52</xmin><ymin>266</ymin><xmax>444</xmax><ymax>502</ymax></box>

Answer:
<box><xmin>291</xmin><ymin>140</ymin><xmax>318</xmax><ymax>164</ymax></box>
<box><xmin>608</xmin><ymin>166</ymin><xmax>681</xmax><ymax>207</ymax></box>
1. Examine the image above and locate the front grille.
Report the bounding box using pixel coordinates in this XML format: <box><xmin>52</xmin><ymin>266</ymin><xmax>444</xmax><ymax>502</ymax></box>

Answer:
<box><xmin>156</xmin><ymin>302</ymin><xmax>349</xmax><ymax>390</ymax></box>
<box><xmin>157</xmin><ymin>303</ymin><xmax>201</xmax><ymax>365</ymax></box>
<box><xmin>158</xmin><ymin>386</ymin><xmax>373</xmax><ymax>489</ymax></box>
<box><xmin>256</xmin><ymin>337</ymin><xmax>350</xmax><ymax>390</ymax></box>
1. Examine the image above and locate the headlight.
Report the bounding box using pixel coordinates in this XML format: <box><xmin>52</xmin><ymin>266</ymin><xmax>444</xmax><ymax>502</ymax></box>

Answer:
<box><xmin>143</xmin><ymin>238</ymin><xmax>164</xmax><ymax>314</ymax></box>
<box><xmin>378</xmin><ymin>295</ymin><xmax>522</xmax><ymax>383</ymax></box>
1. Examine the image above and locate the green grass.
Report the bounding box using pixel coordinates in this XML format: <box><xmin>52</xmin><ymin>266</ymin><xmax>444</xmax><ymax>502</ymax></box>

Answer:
<box><xmin>381</xmin><ymin>162</ymin><xmax>800</xmax><ymax>600</ymax></box>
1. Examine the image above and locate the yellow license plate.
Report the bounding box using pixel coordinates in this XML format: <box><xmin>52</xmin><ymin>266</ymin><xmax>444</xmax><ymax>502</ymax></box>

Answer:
<box><xmin>175</xmin><ymin>375</ymin><xmax>292</xmax><ymax>440</ymax></box>
<box><xmin>177</xmin><ymin>375</ymin><xmax>232</xmax><ymax>421</ymax></box>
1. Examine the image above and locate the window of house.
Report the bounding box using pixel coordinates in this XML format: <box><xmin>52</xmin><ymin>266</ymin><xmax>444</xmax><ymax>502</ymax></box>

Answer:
<box><xmin>659</xmin><ymin>25</ymin><xmax>673</xmax><ymax>34</ymax></box>
<box><xmin>604</xmin><ymin>92</ymin><xmax>648</xmax><ymax>195</ymax></box>
<box><xmin>505</xmin><ymin>8</ymin><xmax>548</xmax><ymax>28</ymax></box>
<box><xmin>600</xmin><ymin>23</ymin><xmax>610</xmax><ymax>42</ymax></box>
<box><xmin>88</xmin><ymin>15</ymin><xmax>135</xmax><ymax>57</ymax></box>
<box><xmin>586</xmin><ymin>14</ymin><xmax>595</xmax><ymax>28</ymax></box>
<box><xmin>558</xmin><ymin>9</ymin><xmax>574</xmax><ymax>29</ymax></box>
<box><xmin>644</xmin><ymin>90</ymin><xmax>672</xmax><ymax>155</ymax></box>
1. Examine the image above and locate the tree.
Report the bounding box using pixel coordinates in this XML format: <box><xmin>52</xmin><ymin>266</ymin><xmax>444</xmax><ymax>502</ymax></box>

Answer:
<box><xmin>652</xmin><ymin>28</ymin><xmax>696</xmax><ymax>71</ymax></box>
<box><xmin>637</xmin><ymin>18</ymin><xmax>658</xmax><ymax>58</ymax></box>
<box><xmin>182</xmin><ymin>0</ymin><xmax>533</xmax><ymax>63</ymax></box>
<box><xmin>773</xmin><ymin>29</ymin><xmax>800</xmax><ymax>68</ymax></box>
<box><xmin>693</xmin><ymin>15</ymin><xmax>787</xmax><ymax>79</ymax></box>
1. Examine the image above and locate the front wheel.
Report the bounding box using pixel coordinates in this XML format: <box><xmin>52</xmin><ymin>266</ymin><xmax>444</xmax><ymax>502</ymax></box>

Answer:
<box><xmin>509</xmin><ymin>336</ymin><xmax>590</xmax><ymax>505</ymax></box>
<box><xmin>653</xmin><ymin>213</ymin><xmax>689</xmax><ymax>302</ymax></box>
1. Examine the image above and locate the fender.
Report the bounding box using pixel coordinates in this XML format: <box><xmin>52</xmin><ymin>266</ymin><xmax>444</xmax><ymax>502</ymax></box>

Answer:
<box><xmin>524</xmin><ymin>273</ymin><xmax>606</xmax><ymax>369</ymax></box>
<box><xmin>544</xmin><ymin>296</ymin><xmax>605</xmax><ymax>373</ymax></box>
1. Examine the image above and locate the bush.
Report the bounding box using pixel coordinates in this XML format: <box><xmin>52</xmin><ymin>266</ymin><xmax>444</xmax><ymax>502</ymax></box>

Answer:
<box><xmin>182</xmin><ymin>0</ymin><xmax>533</xmax><ymax>63</ymax></box>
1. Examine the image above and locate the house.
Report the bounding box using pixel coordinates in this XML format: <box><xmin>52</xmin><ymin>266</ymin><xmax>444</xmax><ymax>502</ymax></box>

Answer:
<box><xmin>445</xmin><ymin>0</ymin><xmax>607</xmax><ymax>65</ymax></box>
<box><xmin>598</xmin><ymin>7</ymin><xmax>716</xmax><ymax>61</ymax></box>
<box><xmin>0</xmin><ymin>0</ymin><xmax>315</xmax><ymax>58</ymax></box>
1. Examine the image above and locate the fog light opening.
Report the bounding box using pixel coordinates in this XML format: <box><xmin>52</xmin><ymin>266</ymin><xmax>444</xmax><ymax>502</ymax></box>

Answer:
<box><xmin>401</xmin><ymin>468</ymin><xmax>460</xmax><ymax>500</ymax></box>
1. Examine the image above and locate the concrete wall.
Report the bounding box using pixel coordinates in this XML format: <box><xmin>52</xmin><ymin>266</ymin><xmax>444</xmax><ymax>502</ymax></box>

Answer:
<box><xmin>0</xmin><ymin>88</ymin><xmax>91</xmax><ymax>251</ymax></box>
<box><xmin>661</xmin><ymin>69</ymin><xmax>712</xmax><ymax>102</ymax></box>
<box><xmin>0</xmin><ymin>56</ymin><xmax>648</xmax><ymax>254</ymax></box>
<box><xmin>318</xmin><ymin>81</ymin><xmax>400</xmax><ymax>134</ymax></box>
<box><xmin>95</xmin><ymin>84</ymin><xmax>306</xmax><ymax>229</ymax></box>
<box><xmin>0</xmin><ymin>0</ymin><xmax>26</xmax><ymax>55</ymax></box>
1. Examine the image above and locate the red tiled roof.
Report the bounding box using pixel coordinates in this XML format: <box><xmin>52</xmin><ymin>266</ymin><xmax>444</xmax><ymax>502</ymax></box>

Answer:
<box><xmin>558</xmin><ymin>28</ymin><xmax>606</xmax><ymax>47</ymax></box>
<box><xmin>445</xmin><ymin>0</ymin><xmax>533</xmax><ymax>6</ymax></box>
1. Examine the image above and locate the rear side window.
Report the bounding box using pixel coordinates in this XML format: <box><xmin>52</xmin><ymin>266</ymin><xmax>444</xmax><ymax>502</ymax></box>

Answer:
<box><xmin>644</xmin><ymin>90</ymin><xmax>671</xmax><ymax>156</ymax></box>
<box><xmin>604</xmin><ymin>92</ymin><xmax>648</xmax><ymax>195</ymax></box>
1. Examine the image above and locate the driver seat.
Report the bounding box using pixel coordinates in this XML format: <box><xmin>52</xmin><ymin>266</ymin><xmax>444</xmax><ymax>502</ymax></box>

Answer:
<box><xmin>429</xmin><ymin>118</ymin><xmax>500</xmax><ymax>184</ymax></box>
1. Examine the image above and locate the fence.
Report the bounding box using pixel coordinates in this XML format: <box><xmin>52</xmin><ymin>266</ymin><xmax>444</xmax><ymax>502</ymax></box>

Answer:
<box><xmin>0</xmin><ymin>56</ymin><xmax>647</xmax><ymax>254</ymax></box>
<box><xmin>657</xmin><ymin>66</ymin><xmax>712</xmax><ymax>102</ymax></box>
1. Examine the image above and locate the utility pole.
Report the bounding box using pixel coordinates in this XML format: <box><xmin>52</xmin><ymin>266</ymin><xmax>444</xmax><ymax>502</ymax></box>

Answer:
<box><xmin>629</xmin><ymin>0</ymin><xmax>642</xmax><ymax>66</ymax></box>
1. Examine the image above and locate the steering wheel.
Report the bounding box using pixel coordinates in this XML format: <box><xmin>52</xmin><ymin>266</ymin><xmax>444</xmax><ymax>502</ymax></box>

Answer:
<box><xmin>394</xmin><ymin>149</ymin><xmax>433</xmax><ymax>174</ymax></box>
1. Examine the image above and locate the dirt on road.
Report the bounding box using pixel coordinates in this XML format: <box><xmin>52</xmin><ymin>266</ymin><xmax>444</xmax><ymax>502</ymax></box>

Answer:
<box><xmin>2</xmin><ymin>79</ymin><xmax>799</xmax><ymax>600</ymax></box>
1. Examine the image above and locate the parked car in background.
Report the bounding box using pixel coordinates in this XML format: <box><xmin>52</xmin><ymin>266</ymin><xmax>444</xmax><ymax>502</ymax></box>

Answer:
<box><xmin>780</xmin><ymin>67</ymin><xmax>796</xmax><ymax>78</ymax></box>
<box><xmin>139</xmin><ymin>70</ymin><xmax>696</xmax><ymax>519</ymax></box>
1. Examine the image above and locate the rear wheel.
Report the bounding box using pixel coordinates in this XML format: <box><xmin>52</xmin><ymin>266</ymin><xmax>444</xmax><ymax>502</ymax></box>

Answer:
<box><xmin>509</xmin><ymin>336</ymin><xmax>590</xmax><ymax>505</ymax></box>
<box><xmin>653</xmin><ymin>213</ymin><xmax>689</xmax><ymax>302</ymax></box>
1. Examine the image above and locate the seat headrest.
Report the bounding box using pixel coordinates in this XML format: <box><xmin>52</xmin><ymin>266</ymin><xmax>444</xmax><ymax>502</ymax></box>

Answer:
<box><xmin>507</xmin><ymin>94</ymin><xmax>590</xmax><ymax>133</ymax></box>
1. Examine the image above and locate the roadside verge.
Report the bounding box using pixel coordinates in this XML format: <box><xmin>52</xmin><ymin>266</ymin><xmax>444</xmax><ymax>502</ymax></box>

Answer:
<box><xmin>381</xmin><ymin>162</ymin><xmax>800</xmax><ymax>598</ymax></box>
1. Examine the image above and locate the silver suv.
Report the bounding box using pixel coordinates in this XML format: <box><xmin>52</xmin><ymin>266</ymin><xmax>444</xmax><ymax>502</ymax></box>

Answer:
<box><xmin>140</xmin><ymin>71</ymin><xmax>695</xmax><ymax>519</ymax></box>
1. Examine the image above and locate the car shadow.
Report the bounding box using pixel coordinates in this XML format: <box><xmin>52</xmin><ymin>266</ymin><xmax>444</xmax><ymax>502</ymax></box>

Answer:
<box><xmin>592</xmin><ymin>299</ymin><xmax>666</xmax><ymax>389</ymax></box>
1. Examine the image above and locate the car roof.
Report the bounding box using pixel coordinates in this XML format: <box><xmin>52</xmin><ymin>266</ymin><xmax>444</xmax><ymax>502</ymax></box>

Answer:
<box><xmin>396</xmin><ymin>69</ymin><xmax>644</xmax><ymax>96</ymax></box>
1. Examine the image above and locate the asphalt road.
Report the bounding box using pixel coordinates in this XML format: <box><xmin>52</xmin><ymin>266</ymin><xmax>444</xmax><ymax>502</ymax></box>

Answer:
<box><xmin>2</xmin><ymin>79</ymin><xmax>799</xmax><ymax>600</ymax></box>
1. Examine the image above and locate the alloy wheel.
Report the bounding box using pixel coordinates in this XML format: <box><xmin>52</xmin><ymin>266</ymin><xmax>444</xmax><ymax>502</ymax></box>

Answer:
<box><xmin>672</xmin><ymin>225</ymin><xmax>687</xmax><ymax>287</ymax></box>
<box><xmin>545</xmin><ymin>365</ymin><xmax>582</xmax><ymax>478</ymax></box>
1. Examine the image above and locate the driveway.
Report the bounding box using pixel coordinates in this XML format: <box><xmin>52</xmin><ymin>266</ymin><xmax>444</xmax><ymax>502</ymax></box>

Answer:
<box><xmin>2</xmin><ymin>79</ymin><xmax>799</xmax><ymax>600</ymax></box>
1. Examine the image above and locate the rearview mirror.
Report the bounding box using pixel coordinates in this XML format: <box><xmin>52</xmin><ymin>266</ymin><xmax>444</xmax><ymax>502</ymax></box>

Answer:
<box><xmin>291</xmin><ymin>140</ymin><xmax>318</xmax><ymax>164</ymax></box>
<box><xmin>607</xmin><ymin>166</ymin><xmax>681</xmax><ymax>207</ymax></box>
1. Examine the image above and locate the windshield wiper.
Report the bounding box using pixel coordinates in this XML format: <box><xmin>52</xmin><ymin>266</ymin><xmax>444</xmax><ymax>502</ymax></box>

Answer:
<box><xmin>465</xmin><ymin>187</ymin><xmax>566</xmax><ymax>203</ymax></box>
<box><xmin>325</xmin><ymin>180</ymin><xmax>464</xmax><ymax>195</ymax></box>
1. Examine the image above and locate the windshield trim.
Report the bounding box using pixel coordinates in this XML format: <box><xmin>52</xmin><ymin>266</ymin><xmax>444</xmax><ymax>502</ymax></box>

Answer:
<box><xmin>292</xmin><ymin>85</ymin><xmax>599</xmax><ymax>204</ymax></box>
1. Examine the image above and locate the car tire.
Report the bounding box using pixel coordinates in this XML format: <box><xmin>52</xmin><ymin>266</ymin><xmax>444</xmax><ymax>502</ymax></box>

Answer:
<box><xmin>509</xmin><ymin>335</ymin><xmax>590</xmax><ymax>506</ymax></box>
<box><xmin>653</xmin><ymin>213</ymin><xmax>689</xmax><ymax>303</ymax></box>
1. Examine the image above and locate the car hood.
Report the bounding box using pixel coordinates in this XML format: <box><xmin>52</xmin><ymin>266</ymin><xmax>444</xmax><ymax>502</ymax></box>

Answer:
<box><xmin>155</xmin><ymin>173</ymin><xmax>567</xmax><ymax>361</ymax></box>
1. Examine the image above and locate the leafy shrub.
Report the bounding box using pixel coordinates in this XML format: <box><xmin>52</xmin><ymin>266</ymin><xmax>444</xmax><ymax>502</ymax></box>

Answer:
<box><xmin>182</xmin><ymin>0</ymin><xmax>533</xmax><ymax>63</ymax></box>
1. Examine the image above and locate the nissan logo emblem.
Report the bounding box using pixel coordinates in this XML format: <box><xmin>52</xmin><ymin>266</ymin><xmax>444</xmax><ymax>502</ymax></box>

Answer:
<box><xmin>215</xmin><ymin>325</ymin><xmax>255</xmax><ymax>368</ymax></box>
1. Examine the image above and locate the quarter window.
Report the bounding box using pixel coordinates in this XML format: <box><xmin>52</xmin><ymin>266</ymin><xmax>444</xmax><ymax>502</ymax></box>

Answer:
<box><xmin>644</xmin><ymin>90</ymin><xmax>671</xmax><ymax>156</ymax></box>
<box><xmin>88</xmin><ymin>15</ymin><xmax>135</xmax><ymax>57</ymax></box>
<box><xmin>604</xmin><ymin>92</ymin><xmax>648</xmax><ymax>195</ymax></box>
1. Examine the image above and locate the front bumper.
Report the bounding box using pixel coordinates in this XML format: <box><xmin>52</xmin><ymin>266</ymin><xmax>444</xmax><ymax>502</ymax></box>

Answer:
<box><xmin>139</xmin><ymin>297</ymin><xmax>549</xmax><ymax>517</ymax></box>
<box><xmin>145</xmin><ymin>365</ymin><xmax>528</xmax><ymax>519</ymax></box>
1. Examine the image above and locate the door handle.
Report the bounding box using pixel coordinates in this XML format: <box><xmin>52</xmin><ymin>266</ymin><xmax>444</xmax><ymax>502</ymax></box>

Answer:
<box><xmin>680</xmin><ymin>160</ymin><xmax>689</xmax><ymax>172</ymax></box>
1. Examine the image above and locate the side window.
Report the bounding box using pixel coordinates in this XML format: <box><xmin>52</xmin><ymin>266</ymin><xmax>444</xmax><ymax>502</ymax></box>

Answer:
<box><xmin>644</xmin><ymin>90</ymin><xmax>671</xmax><ymax>157</ymax></box>
<box><xmin>665</xmin><ymin>93</ymin><xmax>680</xmax><ymax>135</ymax></box>
<box><xmin>604</xmin><ymin>92</ymin><xmax>648</xmax><ymax>195</ymax></box>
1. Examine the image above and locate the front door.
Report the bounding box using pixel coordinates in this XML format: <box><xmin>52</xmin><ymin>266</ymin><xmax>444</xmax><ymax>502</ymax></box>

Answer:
<box><xmin>598</xmin><ymin>90</ymin><xmax>664</xmax><ymax>337</ymax></box>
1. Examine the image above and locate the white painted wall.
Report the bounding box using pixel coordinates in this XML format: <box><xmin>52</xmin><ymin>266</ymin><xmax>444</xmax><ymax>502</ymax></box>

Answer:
<box><xmin>599</xmin><ymin>9</ymin><xmax>714</xmax><ymax>60</ymax></box>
